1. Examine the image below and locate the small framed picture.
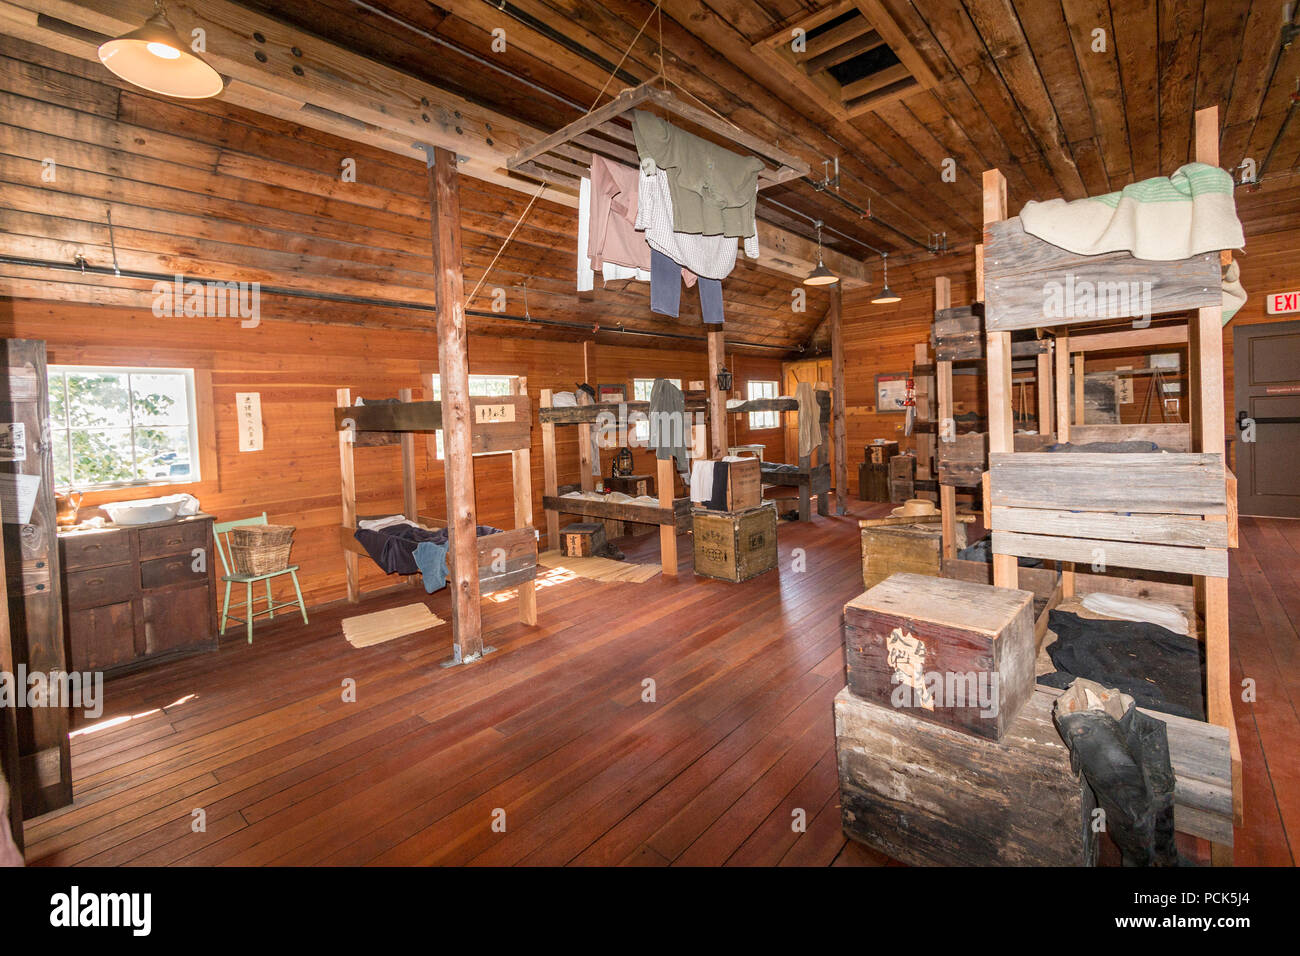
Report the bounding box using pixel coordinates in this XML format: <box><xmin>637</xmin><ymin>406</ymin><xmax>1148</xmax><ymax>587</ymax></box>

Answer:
<box><xmin>875</xmin><ymin>373</ymin><xmax>909</xmax><ymax>414</ymax></box>
<box><xmin>597</xmin><ymin>383</ymin><xmax>627</xmax><ymax>403</ymax></box>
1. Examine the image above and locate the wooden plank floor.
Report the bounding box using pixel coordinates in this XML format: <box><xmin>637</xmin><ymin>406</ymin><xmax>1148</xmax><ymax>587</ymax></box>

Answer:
<box><xmin>19</xmin><ymin>507</ymin><xmax>1297</xmax><ymax>866</ymax></box>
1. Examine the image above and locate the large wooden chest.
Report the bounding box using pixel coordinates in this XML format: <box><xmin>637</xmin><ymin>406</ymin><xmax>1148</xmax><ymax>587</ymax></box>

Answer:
<box><xmin>843</xmin><ymin>573</ymin><xmax>1035</xmax><ymax>740</ymax></box>
<box><xmin>836</xmin><ymin>686</ymin><xmax>1097</xmax><ymax>866</ymax></box>
<box><xmin>859</xmin><ymin>521</ymin><xmax>964</xmax><ymax>591</ymax></box>
<box><xmin>561</xmin><ymin>522</ymin><xmax>605</xmax><ymax>557</ymax></box>
<box><xmin>858</xmin><ymin>461</ymin><xmax>890</xmax><ymax>502</ymax></box>
<box><xmin>865</xmin><ymin>440</ymin><xmax>899</xmax><ymax>464</ymax></box>
<box><xmin>692</xmin><ymin>501</ymin><xmax>777</xmax><ymax>582</ymax></box>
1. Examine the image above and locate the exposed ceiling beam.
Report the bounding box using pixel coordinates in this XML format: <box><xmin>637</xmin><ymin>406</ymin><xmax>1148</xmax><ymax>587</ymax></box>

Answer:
<box><xmin>0</xmin><ymin>0</ymin><xmax>869</xmax><ymax>286</ymax></box>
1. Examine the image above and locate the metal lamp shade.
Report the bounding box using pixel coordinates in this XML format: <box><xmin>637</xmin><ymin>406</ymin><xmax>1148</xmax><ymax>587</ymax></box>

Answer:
<box><xmin>98</xmin><ymin>11</ymin><xmax>224</xmax><ymax>99</ymax></box>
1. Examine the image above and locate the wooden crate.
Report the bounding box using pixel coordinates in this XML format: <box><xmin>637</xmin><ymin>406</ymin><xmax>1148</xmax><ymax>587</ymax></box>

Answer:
<box><xmin>692</xmin><ymin>501</ymin><xmax>777</xmax><ymax>582</ymax></box>
<box><xmin>836</xmin><ymin>686</ymin><xmax>1097</xmax><ymax>866</ymax></box>
<box><xmin>696</xmin><ymin>458</ymin><xmax>761</xmax><ymax>512</ymax></box>
<box><xmin>866</xmin><ymin>440</ymin><xmax>899</xmax><ymax>464</ymax></box>
<box><xmin>888</xmin><ymin>454</ymin><xmax>915</xmax><ymax>503</ymax></box>
<box><xmin>843</xmin><ymin>572</ymin><xmax>1035</xmax><ymax>740</ymax></box>
<box><xmin>560</xmin><ymin>522</ymin><xmax>605</xmax><ymax>557</ymax></box>
<box><xmin>860</xmin><ymin>522</ymin><xmax>965</xmax><ymax>591</ymax></box>
<box><xmin>605</xmin><ymin>474</ymin><xmax>651</xmax><ymax>497</ymax></box>
<box><xmin>858</xmin><ymin>461</ymin><xmax>890</xmax><ymax>502</ymax></box>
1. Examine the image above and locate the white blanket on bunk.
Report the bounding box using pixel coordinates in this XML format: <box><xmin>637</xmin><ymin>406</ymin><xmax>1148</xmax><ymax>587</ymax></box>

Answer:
<box><xmin>1018</xmin><ymin>162</ymin><xmax>1245</xmax><ymax>322</ymax></box>
<box><xmin>357</xmin><ymin>515</ymin><xmax>413</xmax><ymax>532</ymax></box>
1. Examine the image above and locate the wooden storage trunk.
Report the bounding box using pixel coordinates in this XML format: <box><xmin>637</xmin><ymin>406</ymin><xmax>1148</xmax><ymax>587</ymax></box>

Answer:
<box><xmin>692</xmin><ymin>501</ymin><xmax>777</xmax><ymax>582</ymax></box>
<box><xmin>560</xmin><ymin>522</ymin><xmax>605</xmax><ymax>557</ymax></box>
<box><xmin>858</xmin><ymin>461</ymin><xmax>890</xmax><ymax>502</ymax></box>
<box><xmin>835</xmin><ymin>686</ymin><xmax>1097</xmax><ymax>866</ymax></box>
<box><xmin>860</xmin><ymin>521</ymin><xmax>965</xmax><ymax>591</ymax></box>
<box><xmin>843</xmin><ymin>572</ymin><xmax>1035</xmax><ymax>740</ymax></box>
<box><xmin>605</xmin><ymin>473</ymin><xmax>651</xmax><ymax>497</ymax></box>
<box><xmin>866</xmin><ymin>440</ymin><xmax>899</xmax><ymax>464</ymax></box>
<box><xmin>695</xmin><ymin>458</ymin><xmax>761</xmax><ymax>512</ymax></box>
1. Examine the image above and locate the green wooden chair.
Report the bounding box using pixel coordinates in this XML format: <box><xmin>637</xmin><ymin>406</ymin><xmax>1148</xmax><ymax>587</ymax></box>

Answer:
<box><xmin>213</xmin><ymin>514</ymin><xmax>308</xmax><ymax>643</ymax></box>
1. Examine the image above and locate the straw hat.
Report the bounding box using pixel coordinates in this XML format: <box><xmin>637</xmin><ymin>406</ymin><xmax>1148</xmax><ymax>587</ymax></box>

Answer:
<box><xmin>890</xmin><ymin>498</ymin><xmax>940</xmax><ymax>518</ymax></box>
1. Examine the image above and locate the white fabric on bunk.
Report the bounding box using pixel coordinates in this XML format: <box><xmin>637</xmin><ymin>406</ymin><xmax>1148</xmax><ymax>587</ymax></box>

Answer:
<box><xmin>1080</xmin><ymin>593</ymin><xmax>1190</xmax><ymax>636</ymax></box>
<box><xmin>357</xmin><ymin>515</ymin><xmax>413</xmax><ymax>531</ymax></box>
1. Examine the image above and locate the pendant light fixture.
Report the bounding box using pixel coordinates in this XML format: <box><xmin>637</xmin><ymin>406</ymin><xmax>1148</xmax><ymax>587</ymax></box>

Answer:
<box><xmin>98</xmin><ymin>1</ymin><xmax>224</xmax><ymax>99</ymax></box>
<box><xmin>803</xmin><ymin>220</ymin><xmax>839</xmax><ymax>286</ymax></box>
<box><xmin>871</xmin><ymin>252</ymin><xmax>901</xmax><ymax>304</ymax></box>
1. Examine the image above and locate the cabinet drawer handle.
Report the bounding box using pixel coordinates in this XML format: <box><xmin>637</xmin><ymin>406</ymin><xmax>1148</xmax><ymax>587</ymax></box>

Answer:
<box><xmin>86</xmin><ymin>577</ymin><xmax>105</xmax><ymax>586</ymax></box>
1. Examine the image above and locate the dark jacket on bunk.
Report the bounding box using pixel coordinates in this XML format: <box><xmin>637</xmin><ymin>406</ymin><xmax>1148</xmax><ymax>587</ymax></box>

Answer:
<box><xmin>354</xmin><ymin>523</ymin><xmax>498</xmax><ymax>577</ymax></box>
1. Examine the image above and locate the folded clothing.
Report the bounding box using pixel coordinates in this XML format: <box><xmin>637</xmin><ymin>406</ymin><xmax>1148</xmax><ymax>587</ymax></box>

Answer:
<box><xmin>357</xmin><ymin>514</ymin><xmax>413</xmax><ymax>532</ymax></box>
<box><xmin>1037</xmin><ymin>610</ymin><xmax>1204</xmax><ymax>720</ymax></box>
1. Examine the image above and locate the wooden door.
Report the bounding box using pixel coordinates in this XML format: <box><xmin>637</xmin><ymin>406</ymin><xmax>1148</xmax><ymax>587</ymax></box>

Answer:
<box><xmin>0</xmin><ymin>339</ymin><xmax>72</xmax><ymax>817</ymax></box>
<box><xmin>782</xmin><ymin>358</ymin><xmax>833</xmax><ymax>477</ymax></box>
<box><xmin>1234</xmin><ymin>320</ymin><xmax>1300</xmax><ymax>517</ymax></box>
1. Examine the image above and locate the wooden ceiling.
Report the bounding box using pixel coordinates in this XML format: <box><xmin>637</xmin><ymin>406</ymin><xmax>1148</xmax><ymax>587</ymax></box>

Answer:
<box><xmin>1</xmin><ymin>0</ymin><xmax>1297</xmax><ymax>354</ymax></box>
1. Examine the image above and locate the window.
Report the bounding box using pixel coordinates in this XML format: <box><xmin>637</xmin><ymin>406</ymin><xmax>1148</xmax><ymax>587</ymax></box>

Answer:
<box><xmin>430</xmin><ymin>374</ymin><xmax>514</xmax><ymax>459</ymax></box>
<box><xmin>47</xmin><ymin>367</ymin><xmax>201</xmax><ymax>490</ymax></box>
<box><xmin>747</xmin><ymin>380</ymin><xmax>780</xmax><ymax>430</ymax></box>
<box><xmin>632</xmin><ymin>377</ymin><xmax>681</xmax><ymax>443</ymax></box>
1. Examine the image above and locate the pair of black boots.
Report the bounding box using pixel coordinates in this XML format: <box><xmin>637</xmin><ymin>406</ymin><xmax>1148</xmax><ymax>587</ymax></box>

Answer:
<box><xmin>1053</xmin><ymin>680</ymin><xmax>1179</xmax><ymax>867</ymax></box>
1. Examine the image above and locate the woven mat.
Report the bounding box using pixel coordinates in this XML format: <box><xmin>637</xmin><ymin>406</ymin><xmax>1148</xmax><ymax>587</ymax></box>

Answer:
<box><xmin>342</xmin><ymin>604</ymin><xmax>445</xmax><ymax>648</ymax></box>
<box><xmin>537</xmin><ymin>550</ymin><xmax>661</xmax><ymax>584</ymax></box>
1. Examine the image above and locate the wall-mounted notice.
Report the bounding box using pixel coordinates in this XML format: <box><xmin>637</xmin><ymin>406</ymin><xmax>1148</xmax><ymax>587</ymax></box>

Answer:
<box><xmin>236</xmin><ymin>392</ymin><xmax>264</xmax><ymax>452</ymax></box>
<box><xmin>474</xmin><ymin>402</ymin><xmax>515</xmax><ymax>424</ymax></box>
<box><xmin>0</xmin><ymin>472</ymin><xmax>41</xmax><ymax>524</ymax></box>
<box><xmin>0</xmin><ymin>422</ymin><xmax>26</xmax><ymax>462</ymax></box>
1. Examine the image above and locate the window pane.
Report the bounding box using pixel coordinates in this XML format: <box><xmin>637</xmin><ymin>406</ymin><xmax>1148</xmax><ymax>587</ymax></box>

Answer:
<box><xmin>69</xmin><ymin>428</ymin><xmax>135</xmax><ymax>485</ymax></box>
<box><xmin>48</xmin><ymin>371</ymin><xmax>67</xmax><ymax>426</ymax></box>
<box><xmin>67</xmin><ymin>372</ymin><xmax>130</xmax><ymax>428</ymax></box>
<box><xmin>134</xmin><ymin>426</ymin><xmax>193</xmax><ymax>481</ymax></box>
<box><xmin>51</xmin><ymin>428</ymin><xmax>71</xmax><ymax>487</ymax></box>
<box><xmin>131</xmin><ymin>373</ymin><xmax>190</xmax><ymax>426</ymax></box>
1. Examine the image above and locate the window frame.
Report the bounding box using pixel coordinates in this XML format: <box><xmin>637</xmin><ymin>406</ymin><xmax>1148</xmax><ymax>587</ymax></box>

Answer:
<box><xmin>429</xmin><ymin>373</ymin><xmax>517</xmax><ymax>460</ymax></box>
<box><xmin>746</xmin><ymin>379</ymin><xmax>780</xmax><ymax>430</ymax></box>
<box><xmin>48</xmin><ymin>364</ymin><xmax>202</xmax><ymax>492</ymax></box>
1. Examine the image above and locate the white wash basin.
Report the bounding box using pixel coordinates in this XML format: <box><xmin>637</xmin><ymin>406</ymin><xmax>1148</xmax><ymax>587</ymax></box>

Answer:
<box><xmin>101</xmin><ymin>494</ymin><xmax>195</xmax><ymax>525</ymax></box>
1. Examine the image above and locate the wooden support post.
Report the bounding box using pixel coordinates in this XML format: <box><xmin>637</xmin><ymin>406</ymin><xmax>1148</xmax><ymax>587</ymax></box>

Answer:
<box><xmin>1036</xmin><ymin>342</ymin><xmax>1053</xmax><ymax>435</ymax></box>
<box><xmin>1073</xmin><ymin>354</ymin><xmax>1086</xmax><ymax>426</ymax></box>
<box><xmin>982</xmin><ymin>169</ymin><xmax>1018</xmax><ymax>590</ymax></box>
<box><xmin>540</xmin><ymin>388</ymin><xmax>559</xmax><ymax>550</ymax></box>
<box><xmin>0</xmin><ymin>489</ymin><xmax>22</xmax><ymax>853</ymax></box>
<box><xmin>399</xmin><ymin>388</ymin><xmax>421</xmax><ymax>585</ymax></box>
<box><xmin>512</xmin><ymin>377</ymin><xmax>538</xmax><ymax>626</ymax></box>
<box><xmin>337</xmin><ymin>387</ymin><xmax>360</xmax><ymax>604</ymax></box>
<box><xmin>1195</xmin><ymin>104</ymin><xmax>1239</xmax><ymax>860</ymax></box>
<box><xmin>579</xmin><ymin>341</ymin><xmax>596</xmax><ymax>490</ymax></box>
<box><xmin>657</xmin><ymin>456</ymin><xmax>677</xmax><ymax>575</ymax></box>
<box><xmin>1052</xmin><ymin>334</ymin><xmax>1076</xmax><ymax>596</ymax></box>
<box><xmin>935</xmin><ymin>277</ymin><xmax>958</xmax><ymax>559</ymax></box>
<box><xmin>707</xmin><ymin>329</ymin><xmax>727</xmax><ymax>459</ymax></box>
<box><xmin>428</xmin><ymin>145</ymin><xmax>483</xmax><ymax>663</ymax></box>
<box><xmin>829</xmin><ymin>283</ymin><xmax>848</xmax><ymax>514</ymax></box>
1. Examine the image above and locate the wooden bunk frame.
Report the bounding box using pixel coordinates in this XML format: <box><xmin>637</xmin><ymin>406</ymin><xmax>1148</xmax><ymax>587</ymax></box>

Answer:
<box><xmin>928</xmin><ymin>277</ymin><xmax>1057</xmax><ymax>563</ymax></box>
<box><xmin>538</xmin><ymin>388</ymin><xmax>706</xmax><ymax>576</ymax></box>
<box><xmin>727</xmin><ymin>389</ymin><xmax>833</xmax><ymax>521</ymax></box>
<box><xmin>334</xmin><ymin>378</ymin><xmax>538</xmax><ymax>627</ymax></box>
<box><xmin>980</xmin><ymin>106</ymin><xmax>1240</xmax><ymax>863</ymax></box>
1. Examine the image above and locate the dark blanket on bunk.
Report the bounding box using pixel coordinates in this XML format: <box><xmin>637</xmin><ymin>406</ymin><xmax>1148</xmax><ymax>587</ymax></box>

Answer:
<box><xmin>1046</xmin><ymin>440</ymin><xmax>1160</xmax><ymax>453</ymax></box>
<box><xmin>956</xmin><ymin>536</ymin><xmax>1043</xmax><ymax>568</ymax></box>
<box><xmin>354</xmin><ymin>523</ymin><xmax>500</xmax><ymax>577</ymax></box>
<box><xmin>1037</xmin><ymin>610</ymin><xmax>1205</xmax><ymax>721</ymax></box>
<box><xmin>759</xmin><ymin>462</ymin><xmax>801</xmax><ymax>478</ymax></box>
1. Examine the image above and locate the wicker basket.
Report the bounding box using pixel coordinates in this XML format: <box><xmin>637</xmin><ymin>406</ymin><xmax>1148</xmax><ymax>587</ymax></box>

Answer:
<box><xmin>229</xmin><ymin>524</ymin><xmax>295</xmax><ymax>575</ymax></box>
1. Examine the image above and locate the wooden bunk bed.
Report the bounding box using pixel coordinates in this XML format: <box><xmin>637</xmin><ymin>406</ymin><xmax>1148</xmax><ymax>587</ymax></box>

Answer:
<box><xmin>979</xmin><ymin>106</ymin><xmax>1239</xmax><ymax>864</ymax></box>
<box><xmin>538</xmin><ymin>388</ymin><xmax>705</xmax><ymax>576</ymax></box>
<box><xmin>334</xmin><ymin>379</ymin><xmax>538</xmax><ymax>628</ymax></box>
<box><xmin>726</xmin><ymin>388</ymin><xmax>833</xmax><ymax>521</ymax></box>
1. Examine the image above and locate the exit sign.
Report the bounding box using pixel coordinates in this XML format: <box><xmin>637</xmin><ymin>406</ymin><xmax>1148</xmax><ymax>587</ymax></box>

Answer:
<box><xmin>1266</xmin><ymin>290</ymin><xmax>1300</xmax><ymax>315</ymax></box>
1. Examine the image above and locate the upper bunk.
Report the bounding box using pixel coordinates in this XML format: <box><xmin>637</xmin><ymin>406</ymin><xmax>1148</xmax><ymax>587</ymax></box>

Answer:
<box><xmin>982</xmin><ymin>216</ymin><xmax>1222</xmax><ymax>334</ymax></box>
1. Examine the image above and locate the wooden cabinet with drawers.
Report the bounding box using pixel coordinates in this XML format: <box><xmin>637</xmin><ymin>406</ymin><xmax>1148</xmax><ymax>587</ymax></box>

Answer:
<box><xmin>59</xmin><ymin>514</ymin><xmax>219</xmax><ymax>676</ymax></box>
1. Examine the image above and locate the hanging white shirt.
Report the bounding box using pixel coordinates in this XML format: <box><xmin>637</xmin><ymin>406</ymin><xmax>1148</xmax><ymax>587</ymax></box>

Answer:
<box><xmin>635</xmin><ymin>165</ymin><xmax>759</xmax><ymax>281</ymax></box>
<box><xmin>578</xmin><ymin>177</ymin><xmax>650</xmax><ymax>291</ymax></box>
